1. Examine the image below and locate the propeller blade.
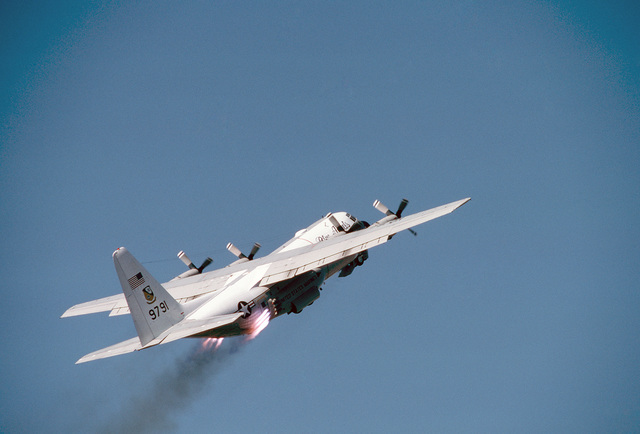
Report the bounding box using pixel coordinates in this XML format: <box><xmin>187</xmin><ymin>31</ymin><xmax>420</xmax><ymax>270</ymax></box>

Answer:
<box><xmin>396</xmin><ymin>199</ymin><xmax>409</xmax><ymax>218</ymax></box>
<box><xmin>198</xmin><ymin>257</ymin><xmax>213</xmax><ymax>272</ymax></box>
<box><xmin>248</xmin><ymin>243</ymin><xmax>261</xmax><ymax>260</ymax></box>
<box><xmin>373</xmin><ymin>200</ymin><xmax>394</xmax><ymax>216</ymax></box>
<box><xmin>226</xmin><ymin>243</ymin><xmax>246</xmax><ymax>259</ymax></box>
<box><xmin>177</xmin><ymin>251</ymin><xmax>197</xmax><ymax>269</ymax></box>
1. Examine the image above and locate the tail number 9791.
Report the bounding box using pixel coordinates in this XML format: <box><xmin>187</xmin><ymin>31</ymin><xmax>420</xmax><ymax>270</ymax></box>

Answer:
<box><xmin>149</xmin><ymin>301</ymin><xmax>169</xmax><ymax>320</ymax></box>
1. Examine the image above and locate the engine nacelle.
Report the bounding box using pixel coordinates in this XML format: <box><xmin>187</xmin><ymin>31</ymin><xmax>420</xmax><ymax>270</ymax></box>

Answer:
<box><xmin>338</xmin><ymin>250</ymin><xmax>368</xmax><ymax>278</ymax></box>
<box><xmin>171</xmin><ymin>268</ymin><xmax>200</xmax><ymax>280</ymax></box>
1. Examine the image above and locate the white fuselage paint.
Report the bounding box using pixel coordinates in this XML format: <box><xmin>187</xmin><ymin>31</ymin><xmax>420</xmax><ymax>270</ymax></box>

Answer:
<box><xmin>274</xmin><ymin>212</ymin><xmax>358</xmax><ymax>253</ymax></box>
<box><xmin>187</xmin><ymin>264</ymin><xmax>271</xmax><ymax>320</ymax></box>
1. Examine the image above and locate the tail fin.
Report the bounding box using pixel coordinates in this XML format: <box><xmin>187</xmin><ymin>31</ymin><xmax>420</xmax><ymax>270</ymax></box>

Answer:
<box><xmin>113</xmin><ymin>247</ymin><xmax>184</xmax><ymax>346</ymax></box>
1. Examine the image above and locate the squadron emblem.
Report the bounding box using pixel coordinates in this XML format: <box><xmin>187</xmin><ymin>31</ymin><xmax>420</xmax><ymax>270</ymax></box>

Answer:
<box><xmin>142</xmin><ymin>286</ymin><xmax>156</xmax><ymax>304</ymax></box>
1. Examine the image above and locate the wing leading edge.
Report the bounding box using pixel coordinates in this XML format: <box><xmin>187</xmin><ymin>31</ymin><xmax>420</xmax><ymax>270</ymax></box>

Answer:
<box><xmin>258</xmin><ymin>197</ymin><xmax>471</xmax><ymax>285</ymax></box>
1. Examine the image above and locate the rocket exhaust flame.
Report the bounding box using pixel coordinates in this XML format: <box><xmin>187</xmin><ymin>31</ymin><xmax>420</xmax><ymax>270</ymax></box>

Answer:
<box><xmin>245</xmin><ymin>309</ymin><xmax>271</xmax><ymax>341</ymax></box>
<box><xmin>197</xmin><ymin>307</ymin><xmax>271</xmax><ymax>353</ymax></box>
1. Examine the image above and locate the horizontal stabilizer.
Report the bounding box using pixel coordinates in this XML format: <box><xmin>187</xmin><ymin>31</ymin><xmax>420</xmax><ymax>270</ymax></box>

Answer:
<box><xmin>76</xmin><ymin>337</ymin><xmax>142</xmax><ymax>364</ymax></box>
<box><xmin>74</xmin><ymin>313</ymin><xmax>243</xmax><ymax>363</ymax></box>
<box><xmin>61</xmin><ymin>293</ymin><xmax>126</xmax><ymax>318</ymax></box>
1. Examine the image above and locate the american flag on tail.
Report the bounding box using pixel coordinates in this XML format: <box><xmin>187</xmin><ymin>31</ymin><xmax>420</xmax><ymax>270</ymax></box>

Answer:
<box><xmin>127</xmin><ymin>272</ymin><xmax>145</xmax><ymax>289</ymax></box>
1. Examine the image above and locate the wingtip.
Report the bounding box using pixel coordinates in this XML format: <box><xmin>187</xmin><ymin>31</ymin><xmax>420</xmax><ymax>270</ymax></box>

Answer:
<box><xmin>449</xmin><ymin>197</ymin><xmax>471</xmax><ymax>212</ymax></box>
<box><xmin>75</xmin><ymin>355</ymin><xmax>92</xmax><ymax>364</ymax></box>
<box><xmin>61</xmin><ymin>308</ymin><xmax>74</xmax><ymax>318</ymax></box>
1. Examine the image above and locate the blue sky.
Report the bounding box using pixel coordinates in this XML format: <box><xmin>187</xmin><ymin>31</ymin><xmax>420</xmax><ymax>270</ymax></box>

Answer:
<box><xmin>1</xmin><ymin>1</ymin><xmax>639</xmax><ymax>432</ymax></box>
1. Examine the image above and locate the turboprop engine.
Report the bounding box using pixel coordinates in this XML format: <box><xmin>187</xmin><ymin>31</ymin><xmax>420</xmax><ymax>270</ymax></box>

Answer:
<box><xmin>171</xmin><ymin>251</ymin><xmax>213</xmax><ymax>280</ymax></box>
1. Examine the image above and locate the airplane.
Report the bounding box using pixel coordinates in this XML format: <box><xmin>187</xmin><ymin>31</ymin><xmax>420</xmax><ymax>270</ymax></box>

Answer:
<box><xmin>62</xmin><ymin>197</ymin><xmax>470</xmax><ymax>363</ymax></box>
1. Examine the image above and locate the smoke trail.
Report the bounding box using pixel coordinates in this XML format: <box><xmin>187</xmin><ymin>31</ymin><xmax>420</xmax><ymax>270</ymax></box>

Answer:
<box><xmin>99</xmin><ymin>338</ymin><xmax>247</xmax><ymax>433</ymax></box>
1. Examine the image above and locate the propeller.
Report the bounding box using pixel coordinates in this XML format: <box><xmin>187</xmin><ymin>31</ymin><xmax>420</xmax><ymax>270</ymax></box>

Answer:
<box><xmin>178</xmin><ymin>251</ymin><xmax>213</xmax><ymax>273</ymax></box>
<box><xmin>373</xmin><ymin>198</ymin><xmax>409</xmax><ymax>218</ymax></box>
<box><xmin>248</xmin><ymin>242</ymin><xmax>261</xmax><ymax>260</ymax></box>
<box><xmin>226</xmin><ymin>242</ymin><xmax>261</xmax><ymax>260</ymax></box>
<box><xmin>372</xmin><ymin>199</ymin><xmax>393</xmax><ymax>216</ymax></box>
<box><xmin>396</xmin><ymin>198</ymin><xmax>408</xmax><ymax>218</ymax></box>
<box><xmin>372</xmin><ymin>198</ymin><xmax>417</xmax><ymax>236</ymax></box>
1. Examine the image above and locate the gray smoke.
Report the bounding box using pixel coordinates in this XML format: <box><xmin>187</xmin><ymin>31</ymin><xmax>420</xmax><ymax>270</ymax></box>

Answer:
<box><xmin>99</xmin><ymin>338</ymin><xmax>246</xmax><ymax>433</ymax></box>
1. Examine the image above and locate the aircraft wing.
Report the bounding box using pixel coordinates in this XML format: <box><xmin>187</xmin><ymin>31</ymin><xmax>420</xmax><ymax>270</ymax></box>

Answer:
<box><xmin>75</xmin><ymin>313</ymin><xmax>243</xmax><ymax>364</ymax></box>
<box><xmin>63</xmin><ymin>198</ymin><xmax>469</xmax><ymax>318</ymax></box>
<box><xmin>258</xmin><ymin>197</ymin><xmax>470</xmax><ymax>285</ymax></box>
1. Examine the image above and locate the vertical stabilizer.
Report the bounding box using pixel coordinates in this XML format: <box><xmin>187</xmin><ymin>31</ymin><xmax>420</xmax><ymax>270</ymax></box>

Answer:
<box><xmin>113</xmin><ymin>247</ymin><xmax>184</xmax><ymax>346</ymax></box>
